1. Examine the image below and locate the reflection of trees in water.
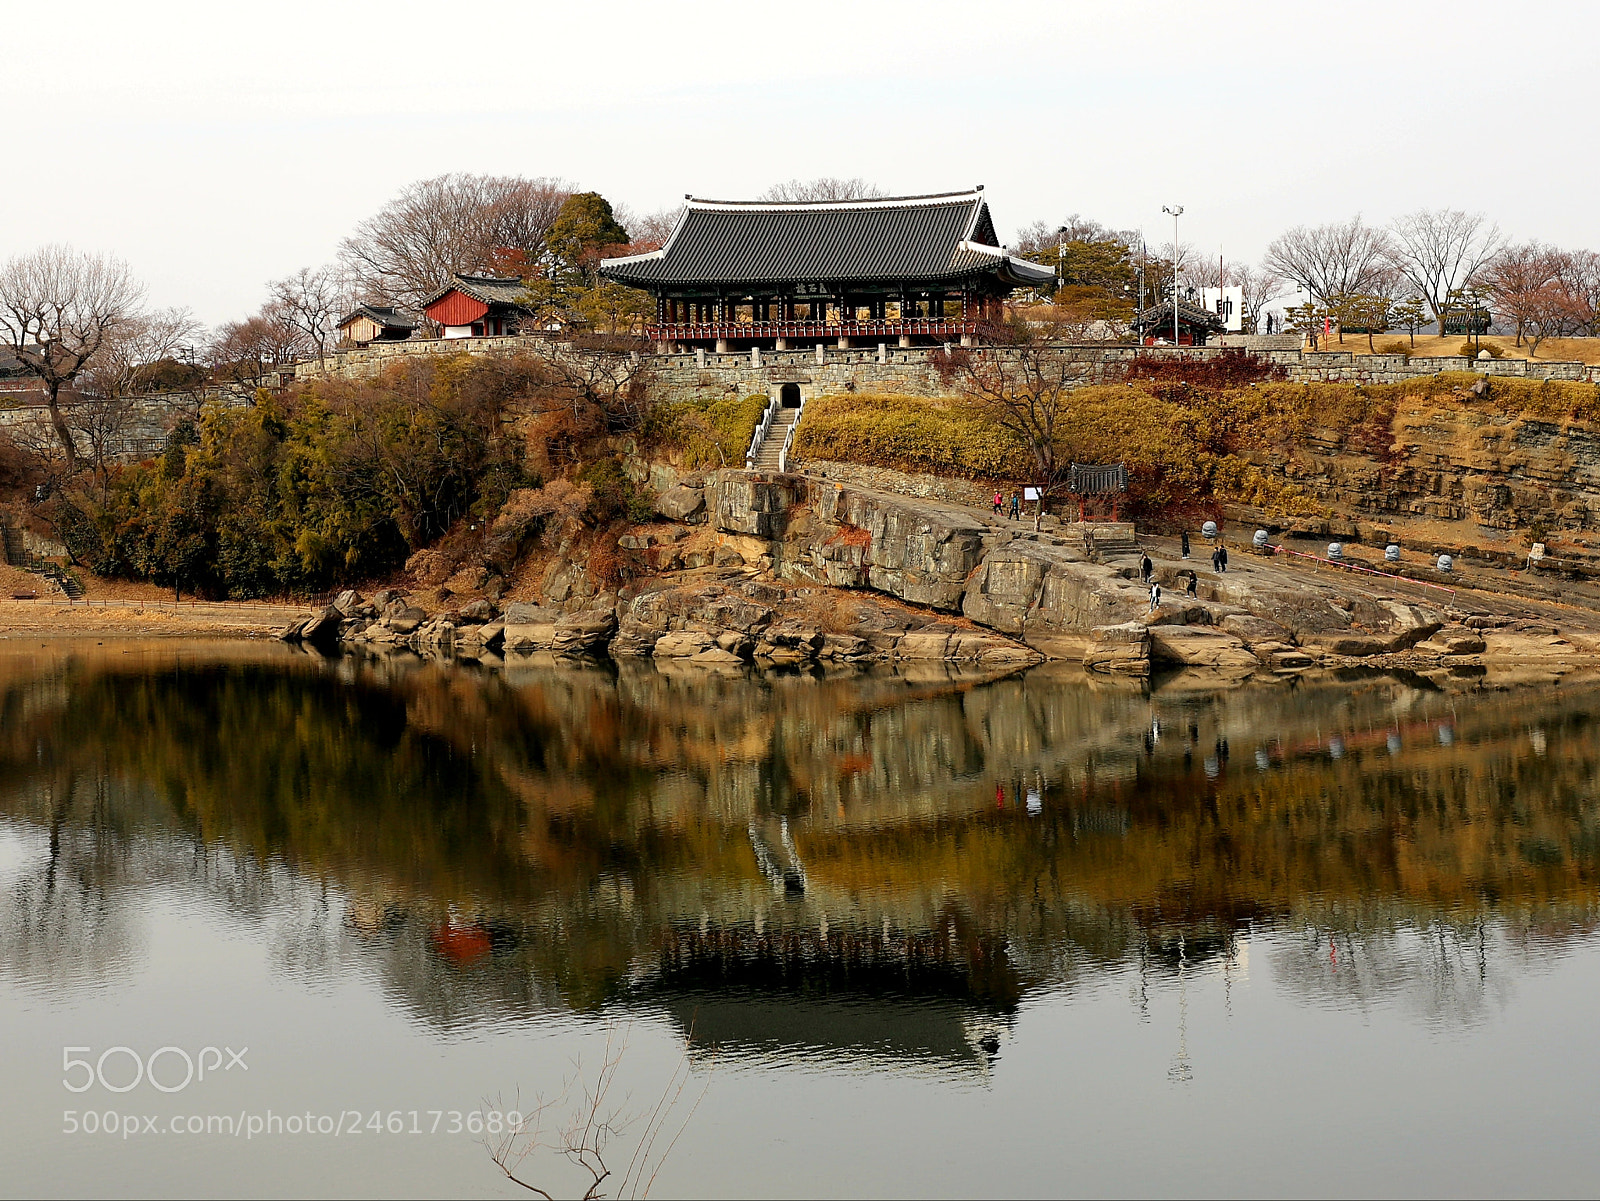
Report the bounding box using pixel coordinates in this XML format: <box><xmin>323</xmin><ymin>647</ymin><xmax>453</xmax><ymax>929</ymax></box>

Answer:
<box><xmin>0</xmin><ymin>820</ymin><xmax>145</xmax><ymax>996</ymax></box>
<box><xmin>5</xmin><ymin>650</ymin><xmax>1600</xmax><ymax>1053</ymax></box>
<box><xmin>1270</xmin><ymin>904</ymin><xmax>1600</xmax><ymax>1028</ymax></box>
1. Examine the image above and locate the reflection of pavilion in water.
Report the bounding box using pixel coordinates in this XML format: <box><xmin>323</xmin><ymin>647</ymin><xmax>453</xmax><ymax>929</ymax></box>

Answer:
<box><xmin>5</xmin><ymin>649</ymin><xmax>1600</xmax><ymax>1066</ymax></box>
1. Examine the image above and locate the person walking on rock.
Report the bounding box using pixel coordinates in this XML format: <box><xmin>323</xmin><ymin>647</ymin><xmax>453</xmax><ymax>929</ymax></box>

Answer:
<box><xmin>1211</xmin><ymin>545</ymin><xmax>1222</xmax><ymax>574</ymax></box>
<box><xmin>1181</xmin><ymin>530</ymin><xmax>1190</xmax><ymax>559</ymax></box>
<box><xmin>1140</xmin><ymin>553</ymin><xmax>1153</xmax><ymax>583</ymax></box>
<box><xmin>1218</xmin><ymin>544</ymin><xmax>1229</xmax><ymax>573</ymax></box>
<box><xmin>993</xmin><ymin>490</ymin><xmax>1003</xmax><ymax>516</ymax></box>
<box><xmin>1149</xmin><ymin>581</ymin><xmax>1162</xmax><ymax>613</ymax></box>
<box><xmin>1009</xmin><ymin>492</ymin><xmax>1021</xmax><ymax>520</ymax></box>
<box><xmin>1185</xmin><ymin>571</ymin><xmax>1198</xmax><ymax>598</ymax></box>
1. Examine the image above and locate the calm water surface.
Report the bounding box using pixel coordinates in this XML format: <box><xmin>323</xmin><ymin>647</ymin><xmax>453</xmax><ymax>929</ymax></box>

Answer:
<box><xmin>3</xmin><ymin>641</ymin><xmax>1600</xmax><ymax>1198</ymax></box>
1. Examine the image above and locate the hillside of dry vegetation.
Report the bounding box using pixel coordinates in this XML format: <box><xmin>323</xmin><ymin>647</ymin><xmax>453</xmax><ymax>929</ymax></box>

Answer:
<box><xmin>795</xmin><ymin>372</ymin><xmax>1600</xmax><ymax>539</ymax></box>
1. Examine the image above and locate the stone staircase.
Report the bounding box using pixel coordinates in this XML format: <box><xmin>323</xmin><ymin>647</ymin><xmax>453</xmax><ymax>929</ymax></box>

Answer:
<box><xmin>2</xmin><ymin>521</ymin><xmax>84</xmax><ymax>598</ymax></box>
<box><xmin>1072</xmin><ymin>521</ymin><xmax>1139</xmax><ymax>562</ymax></box>
<box><xmin>752</xmin><ymin>407</ymin><xmax>801</xmax><ymax>471</ymax></box>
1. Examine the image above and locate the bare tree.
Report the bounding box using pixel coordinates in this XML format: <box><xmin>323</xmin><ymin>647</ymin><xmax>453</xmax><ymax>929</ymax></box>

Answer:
<box><xmin>484</xmin><ymin>1021</ymin><xmax>706</xmax><ymax>1200</ymax></box>
<box><xmin>83</xmin><ymin>306</ymin><xmax>203</xmax><ymax>397</ymax></box>
<box><xmin>1521</xmin><ymin>282</ymin><xmax>1584</xmax><ymax>355</ymax></box>
<box><xmin>1233</xmin><ymin>265</ymin><xmax>1285</xmax><ymax>334</ymax></box>
<box><xmin>208</xmin><ymin>303</ymin><xmax>307</xmax><ymax>396</ymax></box>
<box><xmin>1387</xmin><ymin>209</ymin><xmax>1503</xmax><ymax>335</ymax></box>
<box><xmin>757</xmin><ymin>177</ymin><xmax>886</xmax><ymax>202</ymax></box>
<box><xmin>268</xmin><ymin>266</ymin><xmax>348</xmax><ymax>365</ymax></box>
<box><xmin>932</xmin><ymin>327</ymin><xmax>1098</xmax><ymax>509</ymax></box>
<box><xmin>0</xmin><ymin>246</ymin><xmax>145</xmax><ymax>467</ymax></box>
<box><xmin>1554</xmin><ymin>249</ymin><xmax>1600</xmax><ymax>338</ymax></box>
<box><xmin>1264</xmin><ymin>217</ymin><xmax>1395</xmax><ymax>304</ymax></box>
<box><xmin>1482</xmin><ymin>243</ymin><xmax>1561</xmax><ymax>345</ymax></box>
<box><xmin>340</xmin><ymin>173</ymin><xmax>572</xmax><ymax>309</ymax></box>
<box><xmin>1014</xmin><ymin>215</ymin><xmax>1137</xmax><ymax>257</ymax></box>
<box><xmin>611</xmin><ymin>206</ymin><xmax>682</xmax><ymax>254</ymax></box>
<box><xmin>1181</xmin><ymin>255</ymin><xmax>1226</xmax><ymax>290</ymax></box>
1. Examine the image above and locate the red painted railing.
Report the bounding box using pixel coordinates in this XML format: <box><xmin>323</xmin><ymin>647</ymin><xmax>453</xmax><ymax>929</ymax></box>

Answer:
<box><xmin>647</xmin><ymin>319</ymin><xmax>983</xmax><ymax>341</ymax></box>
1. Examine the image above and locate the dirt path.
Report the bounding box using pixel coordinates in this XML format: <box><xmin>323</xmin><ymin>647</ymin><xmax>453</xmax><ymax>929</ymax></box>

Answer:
<box><xmin>0</xmin><ymin>597</ymin><xmax>307</xmax><ymax>640</ymax></box>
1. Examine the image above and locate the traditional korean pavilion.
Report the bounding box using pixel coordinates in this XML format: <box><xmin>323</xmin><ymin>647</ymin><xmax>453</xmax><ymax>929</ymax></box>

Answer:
<box><xmin>1131</xmin><ymin>297</ymin><xmax>1225</xmax><ymax>346</ymax></box>
<box><xmin>420</xmin><ymin>275</ymin><xmax>530</xmax><ymax>339</ymax></box>
<box><xmin>599</xmin><ymin>188</ymin><xmax>1056</xmax><ymax>351</ymax></box>
<box><xmin>336</xmin><ymin>304</ymin><xmax>417</xmax><ymax>347</ymax></box>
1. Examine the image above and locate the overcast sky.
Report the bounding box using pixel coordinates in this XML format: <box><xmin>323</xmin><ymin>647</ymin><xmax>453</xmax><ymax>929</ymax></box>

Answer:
<box><xmin>4</xmin><ymin>0</ymin><xmax>1593</xmax><ymax>326</ymax></box>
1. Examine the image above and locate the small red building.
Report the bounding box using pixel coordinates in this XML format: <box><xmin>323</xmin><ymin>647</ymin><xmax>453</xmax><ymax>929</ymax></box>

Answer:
<box><xmin>420</xmin><ymin>275</ymin><xmax>530</xmax><ymax>339</ymax></box>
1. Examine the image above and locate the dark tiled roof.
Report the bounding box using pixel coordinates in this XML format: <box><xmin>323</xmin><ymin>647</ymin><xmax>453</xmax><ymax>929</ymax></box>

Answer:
<box><xmin>1069</xmin><ymin>463</ymin><xmax>1128</xmax><ymax>494</ymax></box>
<box><xmin>337</xmin><ymin>304</ymin><xmax>419</xmax><ymax>331</ymax></box>
<box><xmin>419</xmin><ymin>274</ymin><xmax>530</xmax><ymax>309</ymax></box>
<box><xmin>1133</xmin><ymin>298</ymin><xmax>1226</xmax><ymax>331</ymax></box>
<box><xmin>599</xmin><ymin>191</ymin><xmax>1056</xmax><ymax>290</ymax></box>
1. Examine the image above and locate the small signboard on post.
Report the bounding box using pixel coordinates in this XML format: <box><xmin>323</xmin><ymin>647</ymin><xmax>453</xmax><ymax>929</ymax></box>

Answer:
<box><xmin>1023</xmin><ymin>487</ymin><xmax>1041</xmax><ymax>501</ymax></box>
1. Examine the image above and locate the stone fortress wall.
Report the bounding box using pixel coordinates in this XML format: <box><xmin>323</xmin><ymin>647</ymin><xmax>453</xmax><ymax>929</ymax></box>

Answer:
<box><xmin>8</xmin><ymin>333</ymin><xmax>1596</xmax><ymax>466</ymax></box>
<box><xmin>297</xmin><ymin>332</ymin><xmax>1600</xmax><ymax>407</ymax></box>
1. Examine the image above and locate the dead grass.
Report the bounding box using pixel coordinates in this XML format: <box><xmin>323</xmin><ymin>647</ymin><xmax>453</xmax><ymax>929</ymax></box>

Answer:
<box><xmin>0</xmin><ymin>564</ymin><xmax>39</xmax><ymax>597</ymax></box>
<box><xmin>1337</xmin><ymin>333</ymin><xmax>1600</xmax><ymax>365</ymax></box>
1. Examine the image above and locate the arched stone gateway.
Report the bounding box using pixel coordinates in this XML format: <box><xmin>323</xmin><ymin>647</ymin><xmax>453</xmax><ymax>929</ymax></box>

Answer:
<box><xmin>780</xmin><ymin>382</ymin><xmax>801</xmax><ymax>408</ymax></box>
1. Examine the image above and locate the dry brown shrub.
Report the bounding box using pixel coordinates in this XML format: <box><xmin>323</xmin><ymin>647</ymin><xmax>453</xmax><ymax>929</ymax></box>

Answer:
<box><xmin>405</xmin><ymin>547</ymin><xmax>454</xmax><ymax>586</ymax></box>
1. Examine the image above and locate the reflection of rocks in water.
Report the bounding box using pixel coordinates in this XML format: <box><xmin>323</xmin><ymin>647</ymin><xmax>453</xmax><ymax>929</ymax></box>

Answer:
<box><xmin>7</xmin><ymin>646</ymin><xmax>1600</xmax><ymax>1044</ymax></box>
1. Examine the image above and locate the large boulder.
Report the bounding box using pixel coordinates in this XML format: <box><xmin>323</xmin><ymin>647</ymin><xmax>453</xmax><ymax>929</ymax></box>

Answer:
<box><xmin>501</xmin><ymin>603</ymin><xmax>563</xmax><ymax>651</ymax></box>
<box><xmin>963</xmin><ymin>541</ymin><xmax>1148</xmax><ymax>658</ymax></box>
<box><xmin>805</xmin><ymin>481</ymin><xmax>990</xmax><ymax>611</ymax></box>
<box><xmin>1082</xmin><ymin>622</ymin><xmax>1151</xmax><ymax>676</ymax></box>
<box><xmin>299</xmin><ymin>605</ymin><xmax>344</xmax><ymax>646</ymax></box>
<box><xmin>551</xmin><ymin>610</ymin><xmax>618</xmax><ymax>655</ymax></box>
<box><xmin>1147</xmin><ymin>626</ymin><xmax>1258</xmax><ymax>675</ymax></box>
<box><xmin>756</xmin><ymin>621</ymin><xmax>824</xmax><ymax>665</ymax></box>
<box><xmin>458</xmin><ymin>621</ymin><xmax>505</xmax><ymax>652</ymax></box>
<box><xmin>893</xmin><ymin>628</ymin><xmax>1043</xmax><ymax>667</ymax></box>
<box><xmin>656</xmin><ymin>485</ymin><xmax>707</xmax><ymax>523</ymax></box>
<box><xmin>608</xmin><ymin>582</ymin><xmax>777</xmax><ymax>658</ymax></box>
<box><xmin>713</xmin><ymin>471</ymin><xmax>807</xmax><ymax>538</ymax></box>
<box><xmin>388</xmin><ymin>606</ymin><xmax>427</xmax><ymax>635</ymax></box>
<box><xmin>1219</xmin><ymin>613</ymin><xmax>1294</xmax><ymax>645</ymax></box>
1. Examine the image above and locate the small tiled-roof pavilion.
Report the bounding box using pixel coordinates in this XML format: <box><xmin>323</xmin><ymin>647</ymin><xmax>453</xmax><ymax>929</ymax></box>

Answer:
<box><xmin>1131</xmin><ymin>298</ymin><xmax>1226</xmax><ymax>347</ymax></box>
<box><xmin>599</xmin><ymin>188</ymin><xmax>1056</xmax><ymax>351</ymax></box>
<box><xmin>336</xmin><ymin>304</ymin><xmax>417</xmax><ymax>347</ymax></box>
<box><xmin>421</xmin><ymin>275</ymin><xmax>530</xmax><ymax>339</ymax></box>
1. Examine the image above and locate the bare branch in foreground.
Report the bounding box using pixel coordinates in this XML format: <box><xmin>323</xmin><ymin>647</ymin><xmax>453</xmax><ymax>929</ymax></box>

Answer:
<box><xmin>484</xmin><ymin>1020</ymin><xmax>709</xmax><ymax>1200</ymax></box>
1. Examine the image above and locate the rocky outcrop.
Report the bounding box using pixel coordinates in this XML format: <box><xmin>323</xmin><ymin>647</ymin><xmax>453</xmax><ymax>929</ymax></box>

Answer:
<box><xmin>1147</xmin><ymin>626</ymin><xmax>1259</xmax><ymax>676</ymax></box>
<box><xmin>893</xmin><ymin>628</ymin><xmax>1042</xmax><ymax>667</ymax></box>
<box><xmin>962</xmin><ymin>539</ymin><xmax>1151</xmax><ymax>658</ymax></box>
<box><xmin>1082</xmin><ymin>622</ymin><xmax>1151</xmax><ymax>676</ymax></box>
<box><xmin>606</xmin><ymin>578</ymin><xmax>1039</xmax><ymax>669</ymax></box>
<box><xmin>793</xmin><ymin>481</ymin><xmax>992</xmax><ymax>610</ymax></box>
<box><xmin>611</xmin><ymin>581</ymin><xmax>778</xmax><ymax>658</ymax></box>
<box><xmin>501</xmin><ymin>602</ymin><xmax>564</xmax><ymax>651</ymax></box>
<box><xmin>655</xmin><ymin>484</ymin><xmax>707</xmax><ymax>523</ymax></box>
<box><xmin>713</xmin><ymin>472</ymin><xmax>808</xmax><ymax>538</ymax></box>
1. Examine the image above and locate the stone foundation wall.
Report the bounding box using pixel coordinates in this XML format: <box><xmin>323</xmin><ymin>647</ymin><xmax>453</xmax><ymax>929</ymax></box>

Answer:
<box><xmin>291</xmin><ymin>333</ymin><xmax>1600</xmax><ymax>399</ymax></box>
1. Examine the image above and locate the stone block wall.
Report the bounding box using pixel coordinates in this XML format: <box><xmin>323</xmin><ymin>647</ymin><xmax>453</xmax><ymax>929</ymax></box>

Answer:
<box><xmin>290</xmin><ymin>331</ymin><xmax>1600</xmax><ymax>398</ymax></box>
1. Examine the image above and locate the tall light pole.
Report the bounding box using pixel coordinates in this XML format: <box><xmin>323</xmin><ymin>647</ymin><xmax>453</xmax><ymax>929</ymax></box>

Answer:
<box><xmin>1162</xmin><ymin>205</ymin><xmax>1183</xmax><ymax>345</ymax></box>
<box><xmin>1056</xmin><ymin>225</ymin><xmax>1068</xmax><ymax>296</ymax></box>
